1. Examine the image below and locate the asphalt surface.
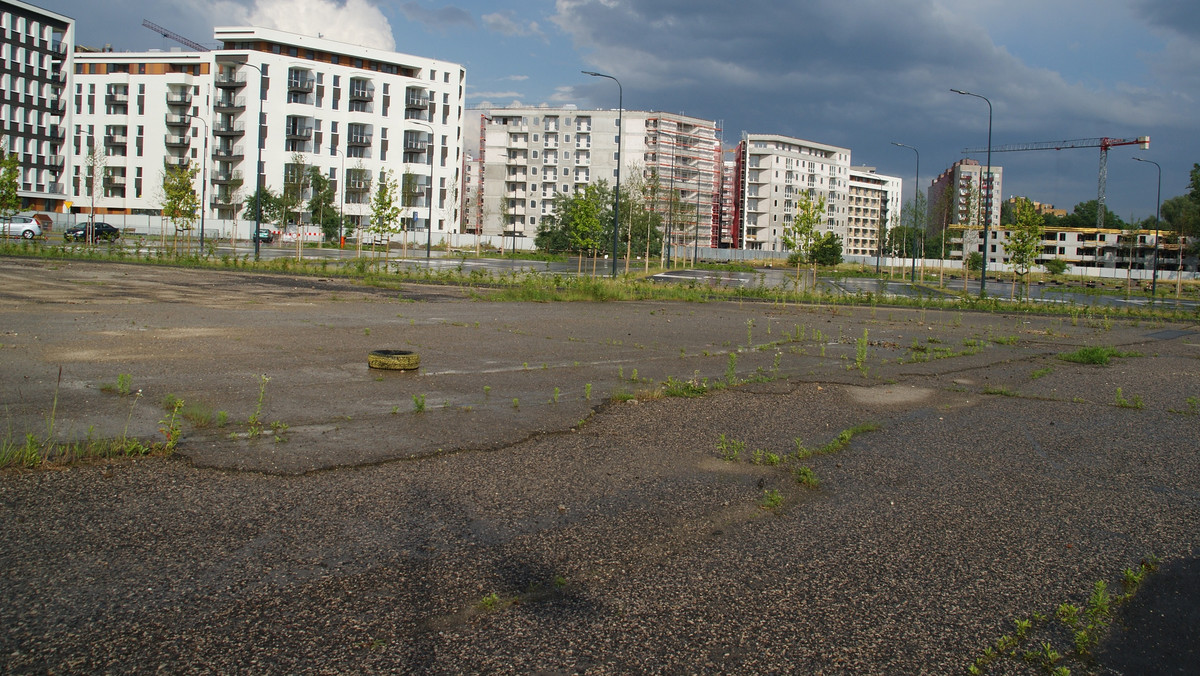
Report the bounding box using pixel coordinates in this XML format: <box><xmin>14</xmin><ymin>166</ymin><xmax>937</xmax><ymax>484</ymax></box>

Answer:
<box><xmin>1</xmin><ymin>258</ymin><xmax>1198</xmax><ymax>674</ymax></box>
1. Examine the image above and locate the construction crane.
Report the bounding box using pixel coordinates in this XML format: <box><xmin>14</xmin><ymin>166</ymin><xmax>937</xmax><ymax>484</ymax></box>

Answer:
<box><xmin>142</xmin><ymin>19</ymin><xmax>209</xmax><ymax>52</ymax></box>
<box><xmin>962</xmin><ymin>136</ymin><xmax>1149</xmax><ymax>228</ymax></box>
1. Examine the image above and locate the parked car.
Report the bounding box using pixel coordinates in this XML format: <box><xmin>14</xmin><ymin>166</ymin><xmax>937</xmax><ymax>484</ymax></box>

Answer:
<box><xmin>1</xmin><ymin>215</ymin><xmax>43</xmax><ymax>239</ymax></box>
<box><xmin>253</xmin><ymin>228</ymin><xmax>274</xmax><ymax>244</ymax></box>
<box><xmin>63</xmin><ymin>222</ymin><xmax>121</xmax><ymax>242</ymax></box>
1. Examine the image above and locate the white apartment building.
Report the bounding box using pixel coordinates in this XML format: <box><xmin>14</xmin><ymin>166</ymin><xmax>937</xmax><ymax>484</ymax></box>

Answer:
<box><xmin>847</xmin><ymin>166</ymin><xmax>903</xmax><ymax>258</ymax></box>
<box><xmin>71</xmin><ymin>25</ymin><xmax>465</xmax><ymax>237</ymax></box>
<box><xmin>465</xmin><ymin>107</ymin><xmax>720</xmax><ymax>248</ymax></box>
<box><xmin>734</xmin><ymin>133</ymin><xmax>851</xmax><ymax>252</ymax></box>
<box><xmin>1</xmin><ymin>0</ymin><xmax>73</xmax><ymax>212</ymax></box>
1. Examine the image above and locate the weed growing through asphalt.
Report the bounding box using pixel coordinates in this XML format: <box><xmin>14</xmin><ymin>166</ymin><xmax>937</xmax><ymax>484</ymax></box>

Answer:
<box><xmin>967</xmin><ymin>556</ymin><xmax>1160</xmax><ymax>675</ymax></box>
<box><xmin>983</xmin><ymin>386</ymin><xmax>1019</xmax><ymax>397</ymax></box>
<box><xmin>1168</xmin><ymin>396</ymin><xmax>1198</xmax><ymax>415</ymax></box>
<box><xmin>1031</xmin><ymin>367</ymin><xmax>1054</xmax><ymax>380</ymax></box>
<box><xmin>216</xmin><ymin>410</ymin><xmax>228</xmax><ymax>427</ymax></box>
<box><xmin>158</xmin><ymin>398</ymin><xmax>184</xmax><ymax>454</ymax></box>
<box><xmin>101</xmin><ymin>373</ymin><xmax>134</xmax><ymax>395</ymax></box>
<box><xmin>716</xmin><ymin>433</ymin><xmax>745</xmax><ymax>462</ymax></box>
<box><xmin>725</xmin><ymin>352</ymin><xmax>738</xmax><ymax>385</ymax></box>
<box><xmin>663</xmin><ymin>374</ymin><xmax>707</xmax><ymax>398</ymax></box>
<box><xmin>478</xmin><ymin>592</ymin><xmax>501</xmax><ymax>611</ymax></box>
<box><xmin>247</xmin><ymin>375</ymin><xmax>270</xmax><ymax>437</ymax></box>
<box><xmin>793</xmin><ymin>466</ymin><xmax>819</xmax><ymax>487</ymax></box>
<box><xmin>1058</xmin><ymin>346</ymin><xmax>1142</xmax><ymax>366</ymax></box>
<box><xmin>759</xmin><ymin>489</ymin><xmax>783</xmax><ymax>509</ymax></box>
<box><xmin>551</xmin><ymin>387</ymin><xmax>560</xmax><ymax>404</ymax></box>
<box><xmin>483</xmin><ymin>385</ymin><xmax>491</xmax><ymax>396</ymax></box>
<box><xmin>854</xmin><ymin>328</ymin><xmax>868</xmax><ymax>375</ymax></box>
<box><xmin>1113</xmin><ymin>387</ymin><xmax>1143</xmax><ymax>409</ymax></box>
<box><xmin>270</xmin><ymin>420</ymin><xmax>289</xmax><ymax>443</ymax></box>
<box><xmin>412</xmin><ymin>394</ymin><xmax>427</xmax><ymax>412</ymax></box>
<box><xmin>584</xmin><ymin>383</ymin><xmax>592</xmax><ymax>400</ymax></box>
<box><xmin>512</xmin><ymin>398</ymin><xmax>519</xmax><ymax>409</ymax></box>
<box><xmin>794</xmin><ymin>422</ymin><xmax>881</xmax><ymax>459</ymax></box>
<box><xmin>746</xmin><ymin>318</ymin><xmax>755</xmax><ymax>347</ymax></box>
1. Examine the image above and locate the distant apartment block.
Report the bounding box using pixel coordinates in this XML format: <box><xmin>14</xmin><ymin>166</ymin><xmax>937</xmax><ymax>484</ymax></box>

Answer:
<box><xmin>466</xmin><ymin>107</ymin><xmax>720</xmax><ymax>249</ymax></box>
<box><xmin>1</xmin><ymin>0</ymin><xmax>73</xmax><ymax>211</ymax></box>
<box><xmin>847</xmin><ymin>166</ymin><xmax>903</xmax><ymax>258</ymax></box>
<box><xmin>927</xmin><ymin>158</ymin><xmax>1003</xmax><ymax>250</ymax></box>
<box><xmin>71</xmin><ymin>25</ymin><xmax>465</xmax><ymax>235</ymax></box>
<box><xmin>731</xmin><ymin>133</ymin><xmax>851</xmax><ymax>252</ymax></box>
<box><xmin>948</xmin><ymin>223</ymin><xmax>1189</xmax><ymax>272</ymax></box>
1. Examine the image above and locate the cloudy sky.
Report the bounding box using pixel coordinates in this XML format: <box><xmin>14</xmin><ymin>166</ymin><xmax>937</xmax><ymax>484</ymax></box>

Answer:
<box><xmin>48</xmin><ymin>0</ymin><xmax>1200</xmax><ymax>221</ymax></box>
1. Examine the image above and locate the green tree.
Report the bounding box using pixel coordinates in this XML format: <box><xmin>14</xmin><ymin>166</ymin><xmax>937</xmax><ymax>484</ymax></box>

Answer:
<box><xmin>780</xmin><ymin>191</ymin><xmax>825</xmax><ymax>286</ymax></box>
<box><xmin>0</xmin><ymin>144</ymin><xmax>20</xmax><ymax>224</ymax></box>
<box><xmin>368</xmin><ymin>169</ymin><xmax>401</xmax><ymax>259</ymax></box>
<box><xmin>1061</xmin><ymin>200</ymin><xmax>1126</xmax><ymax>230</ymax></box>
<box><xmin>83</xmin><ymin>143</ymin><xmax>107</xmax><ymax>242</ymax></box>
<box><xmin>243</xmin><ymin>186</ymin><xmax>281</xmax><ymax>226</ymax></box>
<box><xmin>160</xmin><ymin>163</ymin><xmax>200</xmax><ymax>254</ymax></box>
<box><xmin>1187</xmin><ymin>162</ymin><xmax>1200</xmax><ymax>205</ymax></box>
<box><xmin>307</xmin><ymin>167</ymin><xmax>339</xmax><ymax>243</ymax></box>
<box><xmin>810</xmin><ymin>232</ymin><xmax>843</xmax><ymax>266</ymax></box>
<box><xmin>1006</xmin><ymin>196</ymin><xmax>1044</xmax><ymax>298</ymax></box>
<box><xmin>535</xmin><ymin>181</ymin><xmax>610</xmax><ymax>273</ymax></box>
<box><xmin>619</xmin><ymin>171</ymin><xmax>663</xmax><ymax>272</ymax></box>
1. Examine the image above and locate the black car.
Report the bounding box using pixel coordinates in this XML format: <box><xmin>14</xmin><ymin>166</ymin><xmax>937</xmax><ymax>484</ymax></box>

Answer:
<box><xmin>64</xmin><ymin>222</ymin><xmax>121</xmax><ymax>242</ymax></box>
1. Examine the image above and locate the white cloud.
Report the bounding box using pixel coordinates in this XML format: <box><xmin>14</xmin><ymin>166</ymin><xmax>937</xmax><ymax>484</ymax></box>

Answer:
<box><xmin>502</xmin><ymin>75</ymin><xmax>530</xmax><ymax>82</ymax></box>
<box><xmin>468</xmin><ymin>90</ymin><xmax>525</xmax><ymax>100</ymax></box>
<box><xmin>482</xmin><ymin>11</ymin><xmax>544</xmax><ymax>39</ymax></box>
<box><xmin>206</xmin><ymin>0</ymin><xmax>396</xmax><ymax>51</ymax></box>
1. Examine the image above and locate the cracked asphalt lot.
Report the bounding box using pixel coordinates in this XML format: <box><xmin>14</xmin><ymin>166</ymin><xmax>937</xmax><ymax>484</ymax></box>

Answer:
<box><xmin>2</xmin><ymin>258</ymin><xmax>1198</xmax><ymax>674</ymax></box>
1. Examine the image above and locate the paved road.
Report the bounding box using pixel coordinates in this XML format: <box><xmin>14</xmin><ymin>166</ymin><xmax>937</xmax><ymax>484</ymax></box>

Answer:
<box><xmin>2</xmin><ymin>259</ymin><xmax>1198</xmax><ymax>673</ymax></box>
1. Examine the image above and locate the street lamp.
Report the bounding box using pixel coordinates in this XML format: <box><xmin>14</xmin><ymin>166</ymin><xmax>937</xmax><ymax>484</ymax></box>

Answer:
<box><xmin>1133</xmin><ymin>157</ymin><xmax>1163</xmax><ymax>297</ymax></box>
<box><xmin>951</xmin><ymin>89</ymin><xmax>993</xmax><ymax>297</ymax></box>
<box><xmin>891</xmin><ymin>142</ymin><xmax>920</xmax><ymax>282</ymax></box>
<box><xmin>409</xmin><ymin>120</ymin><xmax>435</xmax><ymax>260</ymax></box>
<box><xmin>330</xmin><ymin>143</ymin><xmax>345</xmax><ymax>247</ymax></box>
<box><xmin>186</xmin><ymin>114</ymin><xmax>209</xmax><ymax>252</ymax></box>
<box><xmin>582</xmin><ymin>70</ymin><xmax>622</xmax><ymax>277</ymax></box>
<box><xmin>233</xmin><ymin>60</ymin><xmax>266</xmax><ymax>261</ymax></box>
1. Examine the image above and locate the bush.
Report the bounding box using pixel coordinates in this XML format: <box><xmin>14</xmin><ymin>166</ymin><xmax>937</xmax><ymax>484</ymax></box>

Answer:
<box><xmin>1043</xmin><ymin>258</ymin><xmax>1068</xmax><ymax>276</ymax></box>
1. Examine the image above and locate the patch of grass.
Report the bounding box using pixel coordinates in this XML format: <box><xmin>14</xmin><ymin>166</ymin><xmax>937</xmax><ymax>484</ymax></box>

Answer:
<box><xmin>793</xmin><ymin>466</ymin><xmax>819</xmax><ymax>488</ymax></box>
<box><xmin>1114</xmin><ymin>387</ymin><xmax>1143</xmax><ymax>409</ymax></box>
<box><xmin>1030</xmin><ymin>366</ymin><xmax>1054</xmax><ymax>380</ymax></box>
<box><xmin>796</xmin><ymin>422</ymin><xmax>881</xmax><ymax>458</ymax></box>
<box><xmin>1168</xmin><ymin>396</ymin><xmax>1198</xmax><ymax>415</ymax></box>
<box><xmin>663</xmin><ymin>374</ymin><xmax>707</xmax><ymax>398</ymax></box>
<box><xmin>181</xmin><ymin>401</ymin><xmax>214</xmax><ymax>428</ymax></box>
<box><xmin>1058</xmin><ymin>346</ymin><xmax>1142</xmax><ymax>366</ymax></box>
<box><xmin>759</xmin><ymin>489</ymin><xmax>783</xmax><ymax>509</ymax></box>
<box><xmin>412</xmin><ymin>394</ymin><xmax>426</xmax><ymax>412</ymax></box>
<box><xmin>716</xmin><ymin>433</ymin><xmax>745</xmax><ymax>462</ymax></box>
<box><xmin>983</xmin><ymin>386</ymin><xmax>1019</xmax><ymax>397</ymax></box>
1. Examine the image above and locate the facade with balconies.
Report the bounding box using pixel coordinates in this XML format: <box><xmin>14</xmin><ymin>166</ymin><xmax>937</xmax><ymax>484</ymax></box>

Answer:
<box><xmin>731</xmin><ymin>133</ymin><xmax>852</xmax><ymax>252</ymax></box>
<box><xmin>466</xmin><ymin>107</ymin><xmax>721</xmax><ymax>244</ymax></box>
<box><xmin>1</xmin><ymin>0</ymin><xmax>74</xmax><ymax>211</ymax></box>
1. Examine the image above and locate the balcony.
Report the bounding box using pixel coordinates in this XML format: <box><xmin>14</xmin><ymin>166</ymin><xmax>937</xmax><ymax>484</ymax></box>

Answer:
<box><xmin>211</xmin><ymin>171</ymin><xmax>243</xmax><ymax>184</ymax></box>
<box><xmin>104</xmin><ymin>134</ymin><xmax>128</xmax><ymax>146</ymax></box>
<box><xmin>46</xmin><ymin>182</ymin><xmax>64</xmax><ymax>194</ymax></box>
<box><xmin>348</xmin><ymin>86</ymin><xmax>374</xmax><ymax>102</ymax></box>
<box><xmin>214</xmin><ymin>96</ymin><xmax>245</xmax><ymax>112</ymax></box>
<box><xmin>285</xmin><ymin>126</ymin><xmax>313</xmax><ymax>140</ymax></box>
<box><xmin>346</xmin><ymin>134</ymin><xmax>372</xmax><ymax>147</ymax></box>
<box><xmin>105</xmin><ymin>93</ymin><xmax>128</xmax><ymax>106</ymax></box>
<box><xmin>164</xmin><ymin>156</ymin><xmax>189</xmax><ymax>167</ymax></box>
<box><xmin>212</xmin><ymin>146</ymin><xmax>244</xmax><ymax>160</ymax></box>
<box><xmin>166</xmin><ymin>92</ymin><xmax>192</xmax><ymax>106</ymax></box>
<box><xmin>287</xmin><ymin>77</ymin><xmax>315</xmax><ymax>93</ymax></box>
<box><xmin>405</xmin><ymin>94</ymin><xmax>429</xmax><ymax>109</ymax></box>
<box><xmin>165</xmin><ymin>114</ymin><xmax>190</xmax><ymax>127</ymax></box>
<box><xmin>164</xmin><ymin>134</ymin><xmax>191</xmax><ymax>148</ymax></box>
<box><xmin>45</xmin><ymin>156</ymin><xmax>65</xmax><ymax>168</ymax></box>
<box><xmin>345</xmin><ymin>179</ymin><xmax>371</xmax><ymax>192</ymax></box>
<box><xmin>215</xmin><ymin>72</ymin><xmax>247</xmax><ymax>88</ymax></box>
<box><xmin>404</xmin><ymin>139</ymin><xmax>428</xmax><ymax>152</ymax></box>
<box><xmin>48</xmin><ymin>126</ymin><xmax>65</xmax><ymax>141</ymax></box>
<box><xmin>213</xmin><ymin>122</ymin><xmax>245</xmax><ymax>136</ymax></box>
<box><xmin>103</xmin><ymin>175</ymin><xmax>127</xmax><ymax>186</ymax></box>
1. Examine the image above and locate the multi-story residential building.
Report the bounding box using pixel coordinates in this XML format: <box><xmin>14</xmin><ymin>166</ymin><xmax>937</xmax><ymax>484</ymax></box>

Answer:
<box><xmin>1</xmin><ymin>0</ymin><xmax>73</xmax><ymax>212</ymax></box>
<box><xmin>926</xmin><ymin>158</ymin><xmax>1003</xmax><ymax>253</ymax></box>
<box><xmin>72</xmin><ymin>49</ymin><xmax>213</xmax><ymax>219</ymax></box>
<box><xmin>847</xmin><ymin>166</ymin><xmax>903</xmax><ymax>258</ymax></box>
<box><xmin>731</xmin><ymin>133</ymin><xmax>851</xmax><ymax>252</ymax></box>
<box><xmin>466</xmin><ymin>107</ymin><xmax>720</xmax><ymax>249</ymax></box>
<box><xmin>947</xmin><ymin>223</ymin><xmax>1192</xmax><ymax>272</ymax></box>
<box><xmin>717</xmin><ymin>158</ymin><xmax>737</xmax><ymax>248</ymax></box>
<box><xmin>71</xmin><ymin>25</ymin><xmax>465</xmax><ymax>237</ymax></box>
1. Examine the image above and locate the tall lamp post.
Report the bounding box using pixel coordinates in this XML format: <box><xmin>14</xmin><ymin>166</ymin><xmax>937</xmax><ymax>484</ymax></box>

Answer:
<box><xmin>1132</xmin><ymin>157</ymin><xmax>1162</xmax><ymax>297</ymax></box>
<box><xmin>233</xmin><ymin>60</ymin><xmax>266</xmax><ymax>261</ymax></box>
<box><xmin>951</xmin><ymin>89</ymin><xmax>993</xmax><ymax>297</ymax></box>
<box><xmin>330</xmin><ymin>144</ymin><xmax>345</xmax><ymax>248</ymax></box>
<box><xmin>582</xmin><ymin>70</ymin><xmax>622</xmax><ymax>277</ymax></box>
<box><xmin>409</xmin><ymin>120</ymin><xmax>435</xmax><ymax>260</ymax></box>
<box><xmin>891</xmin><ymin>142</ymin><xmax>920</xmax><ymax>282</ymax></box>
<box><xmin>187</xmin><ymin>114</ymin><xmax>209</xmax><ymax>252</ymax></box>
